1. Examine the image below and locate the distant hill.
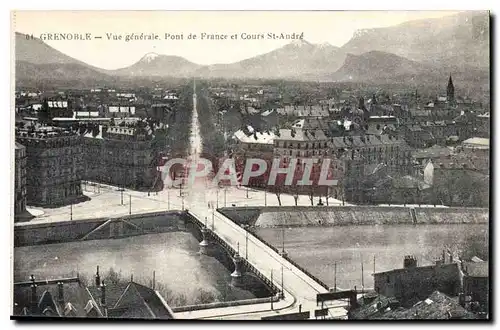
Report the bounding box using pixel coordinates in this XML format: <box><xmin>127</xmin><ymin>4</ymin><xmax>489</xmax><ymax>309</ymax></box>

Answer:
<box><xmin>15</xmin><ymin>32</ymin><xmax>93</xmax><ymax>66</ymax></box>
<box><xmin>15</xmin><ymin>61</ymin><xmax>114</xmax><ymax>88</ymax></box>
<box><xmin>195</xmin><ymin>40</ymin><xmax>347</xmax><ymax>80</ymax></box>
<box><xmin>341</xmin><ymin>11</ymin><xmax>489</xmax><ymax>69</ymax></box>
<box><xmin>333</xmin><ymin>51</ymin><xmax>431</xmax><ymax>81</ymax></box>
<box><xmin>13</xmin><ymin>11</ymin><xmax>490</xmax><ymax>86</ymax></box>
<box><xmin>15</xmin><ymin>32</ymin><xmax>112</xmax><ymax>86</ymax></box>
<box><xmin>111</xmin><ymin>52</ymin><xmax>202</xmax><ymax>77</ymax></box>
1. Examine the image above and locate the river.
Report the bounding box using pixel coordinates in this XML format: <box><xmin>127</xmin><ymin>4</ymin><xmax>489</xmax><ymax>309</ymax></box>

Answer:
<box><xmin>14</xmin><ymin>231</ymin><xmax>256</xmax><ymax>306</ymax></box>
<box><xmin>255</xmin><ymin>224</ymin><xmax>488</xmax><ymax>290</ymax></box>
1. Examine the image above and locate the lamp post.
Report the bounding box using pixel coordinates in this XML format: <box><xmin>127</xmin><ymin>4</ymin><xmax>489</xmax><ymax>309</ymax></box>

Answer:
<box><xmin>216</xmin><ymin>188</ymin><xmax>219</xmax><ymax>209</ymax></box>
<box><xmin>129</xmin><ymin>195</ymin><xmax>131</xmax><ymax>215</ymax></box>
<box><xmin>334</xmin><ymin>261</ymin><xmax>337</xmax><ymax>292</ymax></box>
<box><xmin>281</xmin><ymin>265</ymin><xmax>284</xmax><ymax>299</ymax></box>
<box><xmin>271</xmin><ymin>269</ymin><xmax>274</xmax><ymax>310</ymax></box>
<box><xmin>212</xmin><ymin>210</ymin><xmax>215</xmax><ymax>231</ymax></box>
<box><xmin>245</xmin><ymin>230</ymin><xmax>248</xmax><ymax>259</ymax></box>
<box><xmin>120</xmin><ymin>187</ymin><xmax>124</xmax><ymax>205</ymax></box>
<box><xmin>281</xmin><ymin>216</ymin><xmax>286</xmax><ymax>257</ymax></box>
<box><xmin>70</xmin><ymin>203</ymin><xmax>73</xmax><ymax>221</ymax></box>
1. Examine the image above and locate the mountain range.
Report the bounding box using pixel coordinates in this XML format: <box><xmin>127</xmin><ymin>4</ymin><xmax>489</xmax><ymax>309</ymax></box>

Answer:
<box><xmin>14</xmin><ymin>11</ymin><xmax>489</xmax><ymax>86</ymax></box>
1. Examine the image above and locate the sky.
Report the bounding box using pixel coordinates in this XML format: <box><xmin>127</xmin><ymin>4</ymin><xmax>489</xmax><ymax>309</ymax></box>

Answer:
<box><xmin>12</xmin><ymin>11</ymin><xmax>461</xmax><ymax>69</ymax></box>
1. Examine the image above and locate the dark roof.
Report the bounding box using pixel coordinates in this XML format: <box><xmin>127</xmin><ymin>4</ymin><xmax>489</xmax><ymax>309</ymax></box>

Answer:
<box><xmin>374</xmin><ymin>262</ymin><xmax>458</xmax><ymax>277</ymax></box>
<box><xmin>379</xmin><ymin>291</ymin><xmax>477</xmax><ymax>320</ymax></box>
<box><xmin>86</xmin><ymin>282</ymin><xmax>129</xmax><ymax>310</ymax></box>
<box><xmin>463</xmin><ymin>261</ymin><xmax>488</xmax><ymax>278</ymax></box>
<box><xmin>349</xmin><ymin>293</ymin><xmax>398</xmax><ymax>319</ymax></box>
<box><xmin>13</xmin><ymin>281</ymin><xmax>90</xmax><ymax>317</ymax></box>
<box><xmin>88</xmin><ymin>282</ymin><xmax>174</xmax><ymax>319</ymax></box>
<box><xmin>113</xmin><ymin>282</ymin><xmax>173</xmax><ymax>319</ymax></box>
<box><xmin>15</xmin><ymin>142</ymin><xmax>25</xmax><ymax>150</ymax></box>
<box><xmin>412</xmin><ymin>145</ymin><xmax>452</xmax><ymax>159</ymax></box>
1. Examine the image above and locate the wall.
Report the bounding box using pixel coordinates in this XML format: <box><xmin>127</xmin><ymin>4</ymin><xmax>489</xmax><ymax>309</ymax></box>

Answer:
<box><xmin>14</xmin><ymin>211</ymin><xmax>186</xmax><ymax>247</ymax></box>
<box><xmin>219</xmin><ymin>206</ymin><xmax>488</xmax><ymax>228</ymax></box>
<box><xmin>374</xmin><ymin>263</ymin><xmax>461</xmax><ymax>307</ymax></box>
<box><xmin>172</xmin><ymin>295</ymin><xmax>279</xmax><ymax>313</ymax></box>
<box><xmin>415</xmin><ymin>207</ymin><xmax>488</xmax><ymax>224</ymax></box>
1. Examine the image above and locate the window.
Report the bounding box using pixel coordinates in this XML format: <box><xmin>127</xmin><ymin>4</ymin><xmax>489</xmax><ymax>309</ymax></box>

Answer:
<box><xmin>386</xmin><ymin>276</ymin><xmax>390</xmax><ymax>283</ymax></box>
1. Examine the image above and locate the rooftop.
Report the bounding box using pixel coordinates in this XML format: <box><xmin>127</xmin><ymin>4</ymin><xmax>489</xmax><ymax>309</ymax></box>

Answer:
<box><xmin>413</xmin><ymin>145</ymin><xmax>452</xmax><ymax>159</ymax></box>
<box><xmin>275</xmin><ymin>128</ymin><xmax>328</xmax><ymax>142</ymax></box>
<box><xmin>15</xmin><ymin>125</ymin><xmax>78</xmax><ymax>139</ymax></box>
<box><xmin>15</xmin><ymin>142</ymin><xmax>25</xmax><ymax>150</ymax></box>
<box><xmin>233</xmin><ymin>129</ymin><xmax>275</xmax><ymax>145</ymax></box>
<box><xmin>462</xmin><ymin>137</ymin><xmax>489</xmax><ymax>148</ymax></box>
<box><xmin>379</xmin><ymin>291</ymin><xmax>476</xmax><ymax>320</ymax></box>
<box><xmin>463</xmin><ymin>261</ymin><xmax>488</xmax><ymax>278</ymax></box>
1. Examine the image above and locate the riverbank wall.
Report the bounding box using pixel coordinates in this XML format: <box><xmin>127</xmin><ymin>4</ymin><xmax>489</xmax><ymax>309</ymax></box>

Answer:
<box><xmin>218</xmin><ymin>206</ymin><xmax>488</xmax><ymax>228</ymax></box>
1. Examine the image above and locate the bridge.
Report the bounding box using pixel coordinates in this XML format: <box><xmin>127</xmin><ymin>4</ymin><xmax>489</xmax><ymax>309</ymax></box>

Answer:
<box><xmin>174</xmin><ymin>209</ymin><xmax>350</xmax><ymax>319</ymax></box>
<box><xmin>170</xmin><ymin>80</ymin><xmax>351</xmax><ymax>319</ymax></box>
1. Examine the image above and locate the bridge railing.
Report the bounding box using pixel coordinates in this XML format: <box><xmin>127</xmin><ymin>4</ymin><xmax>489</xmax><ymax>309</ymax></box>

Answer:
<box><xmin>248</xmin><ymin>228</ymin><xmax>331</xmax><ymax>291</ymax></box>
<box><xmin>184</xmin><ymin>212</ymin><xmax>280</xmax><ymax>296</ymax></box>
<box><xmin>171</xmin><ymin>295</ymin><xmax>279</xmax><ymax>313</ymax></box>
<box><xmin>217</xmin><ymin>209</ymin><xmax>330</xmax><ymax>291</ymax></box>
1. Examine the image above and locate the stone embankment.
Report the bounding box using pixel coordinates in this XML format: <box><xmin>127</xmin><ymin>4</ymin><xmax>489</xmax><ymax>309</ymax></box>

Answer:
<box><xmin>219</xmin><ymin>206</ymin><xmax>488</xmax><ymax>228</ymax></box>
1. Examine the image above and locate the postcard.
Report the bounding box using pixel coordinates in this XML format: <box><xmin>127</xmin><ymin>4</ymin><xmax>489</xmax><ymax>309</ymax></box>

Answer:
<box><xmin>11</xmin><ymin>10</ymin><xmax>490</xmax><ymax>320</ymax></box>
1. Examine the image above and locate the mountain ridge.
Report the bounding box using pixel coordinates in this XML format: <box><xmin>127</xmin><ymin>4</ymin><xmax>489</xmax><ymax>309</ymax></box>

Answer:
<box><xmin>14</xmin><ymin>11</ymin><xmax>490</xmax><ymax>84</ymax></box>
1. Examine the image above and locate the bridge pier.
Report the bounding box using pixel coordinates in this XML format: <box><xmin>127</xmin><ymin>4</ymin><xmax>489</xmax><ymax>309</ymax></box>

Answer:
<box><xmin>199</xmin><ymin>227</ymin><xmax>210</xmax><ymax>255</ymax></box>
<box><xmin>230</xmin><ymin>252</ymin><xmax>244</xmax><ymax>287</ymax></box>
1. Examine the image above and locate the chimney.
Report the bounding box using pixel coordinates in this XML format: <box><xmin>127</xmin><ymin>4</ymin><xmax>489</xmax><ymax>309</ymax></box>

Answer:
<box><xmin>100</xmin><ymin>281</ymin><xmax>106</xmax><ymax>307</ymax></box>
<box><xmin>57</xmin><ymin>282</ymin><xmax>64</xmax><ymax>305</ymax></box>
<box><xmin>403</xmin><ymin>255</ymin><xmax>417</xmax><ymax>268</ymax></box>
<box><xmin>95</xmin><ymin>266</ymin><xmax>101</xmax><ymax>287</ymax></box>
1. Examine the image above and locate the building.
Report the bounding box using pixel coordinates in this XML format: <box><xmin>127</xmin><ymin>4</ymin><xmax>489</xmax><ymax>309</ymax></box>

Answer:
<box><xmin>429</xmin><ymin>155</ymin><xmax>489</xmax><ymax>207</ymax></box>
<box><xmin>274</xmin><ymin>128</ymin><xmax>330</xmax><ymax>163</ymax></box>
<box><xmin>373</xmin><ymin>255</ymin><xmax>461</xmax><ymax>307</ymax></box>
<box><xmin>476</xmin><ymin>113</ymin><xmax>490</xmax><ymax>138</ymax></box>
<box><xmin>232</xmin><ymin>127</ymin><xmax>275</xmax><ymax>159</ymax></box>
<box><xmin>15</xmin><ymin>125</ymin><xmax>85</xmax><ymax>207</ymax></box>
<box><xmin>378</xmin><ymin>291</ymin><xmax>477</xmax><ymax>320</ymax></box>
<box><xmin>14</xmin><ymin>142</ymin><xmax>28</xmax><ymax>221</ymax></box>
<box><xmin>447</xmin><ymin>75</ymin><xmax>455</xmax><ymax>103</ymax></box>
<box><xmin>329</xmin><ymin>134</ymin><xmax>412</xmax><ymax>174</ymax></box>
<box><xmin>275</xmin><ymin>105</ymin><xmax>330</xmax><ymax>118</ymax></box>
<box><xmin>81</xmin><ymin>122</ymin><xmax>159</xmax><ymax>191</ymax></box>
<box><xmin>461</xmin><ymin>261</ymin><xmax>488</xmax><ymax>313</ymax></box>
<box><xmin>460</xmin><ymin>137</ymin><xmax>489</xmax><ymax>155</ymax></box>
<box><xmin>412</xmin><ymin>145</ymin><xmax>452</xmax><ymax>165</ymax></box>
<box><xmin>13</xmin><ymin>273</ymin><xmax>175</xmax><ymax>319</ymax></box>
<box><xmin>349</xmin><ymin>290</ymin><xmax>476</xmax><ymax>320</ymax></box>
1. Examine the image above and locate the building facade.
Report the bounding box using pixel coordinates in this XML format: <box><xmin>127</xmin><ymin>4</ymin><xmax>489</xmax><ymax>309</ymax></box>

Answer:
<box><xmin>15</xmin><ymin>126</ymin><xmax>84</xmax><ymax>207</ymax></box>
<box><xmin>14</xmin><ymin>142</ymin><xmax>27</xmax><ymax>220</ymax></box>
<box><xmin>82</xmin><ymin>125</ymin><xmax>158</xmax><ymax>190</ymax></box>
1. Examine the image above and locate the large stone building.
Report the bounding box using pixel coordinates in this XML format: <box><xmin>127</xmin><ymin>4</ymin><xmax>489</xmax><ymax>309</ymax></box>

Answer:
<box><xmin>232</xmin><ymin>127</ymin><xmax>275</xmax><ymax>160</ymax></box>
<box><xmin>15</xmin><ymin>125</ymin><xmax>84</xmax><ymax>207</ymax></box>
<box><xmin>82</xmin><ymin>122</ymin><xmax>159</xmax><ymax>190</ymax></box>
<box><xmin>14</xmin><ymin>142</ymin><xmax>28</xmax><ymax>220</ymax></box>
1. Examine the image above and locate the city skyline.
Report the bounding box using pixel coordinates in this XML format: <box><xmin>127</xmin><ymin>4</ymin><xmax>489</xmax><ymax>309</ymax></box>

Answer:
<box><xmin>13</xmin><ymin>10</ymin><xmax>461</xmax><ymax>69</ymax></box>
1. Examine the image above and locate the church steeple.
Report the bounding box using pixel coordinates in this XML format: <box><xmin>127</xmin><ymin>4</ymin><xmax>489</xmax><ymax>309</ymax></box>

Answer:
<box><xmin>447</xmin><ymin>74</ymin><xmax>455</xmax><ymax>102</ymax></box>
